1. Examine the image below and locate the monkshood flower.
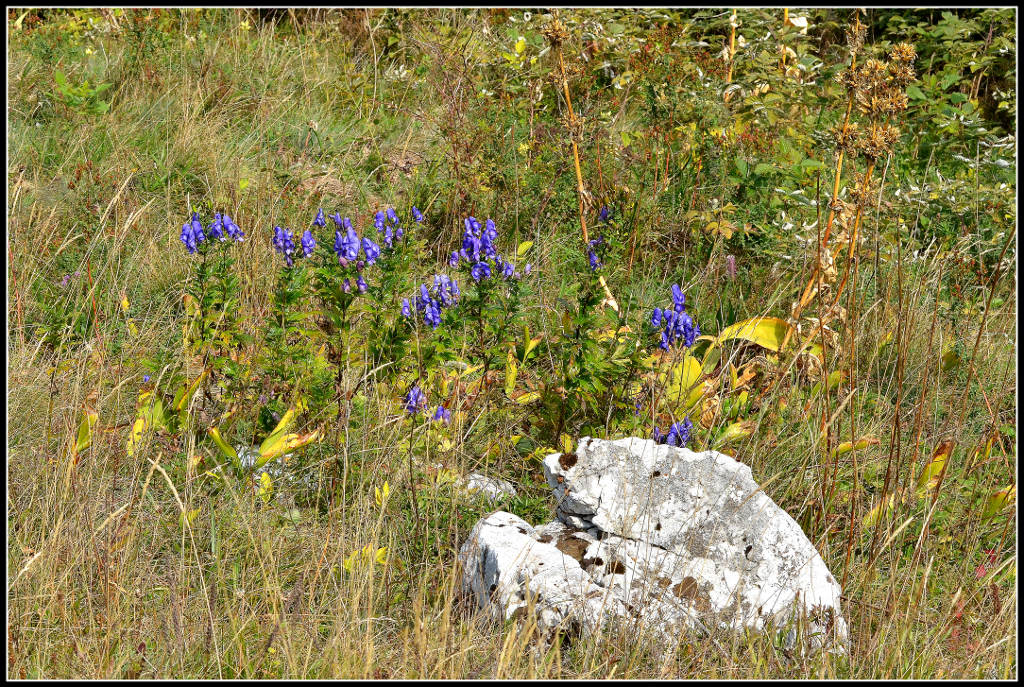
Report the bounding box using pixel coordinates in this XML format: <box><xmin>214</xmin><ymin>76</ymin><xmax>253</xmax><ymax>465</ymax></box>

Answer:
<box><xmin>404</xmin><ymin>385</ymin><xmax>426</xmax><ymax>415</ymax></box>
<box><xmin>433</xmin><ymin>405</ymin><xmax>451</xmax><ymax>424</ymax></box>
<box><xmin>433</xmin><ymin>274</ymin><xmax>460</xmax><ymax>307</ymax></box>
<box><xmin>342</xmin><ymin>278</ymin><xmax>352</xmax><ymax>293</ymax></box>
<box><xmin>412</xmin><ymin>206</ymin><xmax>424</xmax><ymax>223</ymax></box>
<box><xmin>356</xmin><ymin>275</ymin><xmax>368</xmax><ymax>293</ymax></box>
<box><xmin>313</xmin><ymin>208</ymin><xmax>326</xmax><ymax>227</ymax></box>
<box><xmin>401</xmin><ymin>298</ymin><xmax>412</xmax><ymax>318</ymax></box>
<box><xmin>208</xmin><ymin>212</ymin><xmax>226</xmax><ymax>241</ymax></box>
<box><xmin>386</xmin><ymin>207</ymin><xmax>398</xmax><ymax>224</ymax></box>
<box><xmin>301</xmin><ymin>229</ymin><xmax>316</xmax><ymax>257</ymax></box>
<box><xmin>599</xmin><ymin>205</ymin><xmax>611</xmax><ymax>222</ymax></box>
<box><xmin>223</xmin><ymin>213</ymin><xmax>244</xmax><ymax>241</ymax></box>
<box><xmin>335</xmin><ymin>223</ymin><xmax>360</xmax><ymax>263</ymax></box>
<box><xmin>180</xmin><ymin>212</ymin><xmax>206</xmax><ymax>253</ymax></box>
<box><xmin>471</xmin><ymin>261</ymin><xmax>491</xmax><ymax>282</ymax></box>
<box><xmin>651</xmin><ymin>284</ymin><xmax>700</xmax><ymax>349</ymax></box>
<box><xmin>272</xmin><ymin>226</ymin><xmax>296</xmax><ymax>266</ymax></box>
<box><xmin>653</xmin><ymin>418</ymin><xmax>692</xmax><ymax>447</ymax></box>
<box><xmin>362</xmin><ymin>236</ymin><xmax>381</xmax><ymax>264</ymax></box>
<box><xmin>588</xmin><ymin>235</ymin><xmax>604</xmax><ymax>271</ymax></box>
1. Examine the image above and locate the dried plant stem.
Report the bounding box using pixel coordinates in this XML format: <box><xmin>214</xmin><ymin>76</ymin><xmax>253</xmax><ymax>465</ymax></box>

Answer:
<box><xmin>781</xmin><ymin>81</ymin><xmax>857</xmax><ymax>351</ymax></box>
<box><xmin>724</xmin><ymin>9</ymin><xmax>737</xmax><ymax>100</ymax></box>
<box><xmin>554</xmin><ymin>32</ymin><xmax>619</xmax><ymax>312</ymax></box>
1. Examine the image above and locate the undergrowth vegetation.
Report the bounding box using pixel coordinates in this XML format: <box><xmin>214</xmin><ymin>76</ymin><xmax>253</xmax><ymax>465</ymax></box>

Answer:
<box><xmin>7</xmin><ymin>8</ymin><xmax>1016</xmax><ymax>679</ymax></box>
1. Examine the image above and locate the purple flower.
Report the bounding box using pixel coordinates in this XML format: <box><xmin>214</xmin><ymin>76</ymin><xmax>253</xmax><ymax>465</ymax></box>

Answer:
<box><xmin>355</xmin><ymin>275</ymin><xmax>368</xmax><ymax>293</ymax></box>
<box><xmin>524</xmin><ymin>263</ymin><xmax>532</xmax><ymax>276</ymax></box>
<box><xmin>342</xmin><ymin>278</ymin><xmax>352</xmax><ymax>293</ymax></box>
<box><xmin>272</xmin><ymin>226</ymin><xmax>296</xmax><ymax>266</ymax></box>
<box><xmin>432</xmin><ymin>405</ymin><xmax>451</xmax><ymax>424</ymax></box>
<box><xmin>335</xmin><ymin>225</ymin><xmax>359</xmax><ymax>262</ymax></box>
<box><xmin>401</xmin><ymin>298</ymin><xmax>412</xmax><ymax>318</ymax></box>
<box><xmin>651</xmin><ymin>307</ymin><xmax>663</xmax><ymax>328</ymax></box>
<box><xmin>301</xmin><ymin>229</ymin><xmax>316</xmax><ymax>257</ymax></box>
<box><xmin>412</xmin><ymin>206</ymin><xmax>424</xmax><ymax>223</ymax></box>
<box><xmin>208</xmin><ymin>212</ymin><xmax>226</xmax><ymax>241</ymax></box>
<box><xmin>362</xmin><ymin>236</ymin><xmax>381</xmax><ymax>264</ymax></box>
<box><xmin>653</xmin><ymin>418</ymin><xmax>692</xmax><ymax>447</ymax></box>
<box><xmin>449</xmin><ymin>251</ymin><xmax>460</xmax><ymax>267</ymax></box>
<box><xmin>471</xmin><ymin>261</ymin><xmax>491</xmax><ymax>282</ymax></box>
<box><xmin>725</xmin><ymin>254</ymin><xmax>737</xmax><ymax>280</ymax></box>
<box><xmin>404</xmin><ymin>385</ymin><xmax>426</xmax><ymax>415</ymax></box>
<box><xmin>313</xmin><ymin>208</ymin><xmax>326</xmax><ymax>227</ymax></box>
<box><xmin>599</xmin><ymin>205</ymin><xmax>610</xmax><ymax>222</ymax></box>
<box><xmin>223</xmin><ymin>214</ymin><xmax>244</xmax><ymax>241</ymax></box>
<box><xmin>588</xmin><ymin>251</ymin><xmax>601</xmax><ymax>271</ymax></box>
<box><xmin>143</xmin><ymin>374</ymin><xmax>151</xmax><ymax>383</ymax></box>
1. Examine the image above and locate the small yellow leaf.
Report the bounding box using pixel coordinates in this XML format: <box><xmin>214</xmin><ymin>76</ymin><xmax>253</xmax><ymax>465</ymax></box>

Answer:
<box><xmin>832</xmin><ymin>436</ymin><xmax>880</xmax><ymax>458</ymax></box>
<box><xmin>256</xmin><ymin>472</ymin><xmax>273</xmax><ymax>502</ymax></box>
<box><xmin>715</xmin><ymin>420</ymin><xmax>754</xmax><ymax>447</ymax></box>
<box><xmin>375</xmin><ymin>481</ymin><xmax>390</xmax><ymax>508</ymax></box>
<box><xmin>513</xmin><ymin>390</ymin><xmax>542</xmax><ymax>405</ymax></box>
<box><xmin>560</xmin><ymin>434</ymin><xmax>574</xmax><ymax>454</ymax></box>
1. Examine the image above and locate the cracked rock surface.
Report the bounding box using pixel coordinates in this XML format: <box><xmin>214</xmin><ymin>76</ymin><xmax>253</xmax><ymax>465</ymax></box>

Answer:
<box><xmin>458</xmin><ymin>437</ymin><xmax>848</xmax><ymax>652</ymax></box>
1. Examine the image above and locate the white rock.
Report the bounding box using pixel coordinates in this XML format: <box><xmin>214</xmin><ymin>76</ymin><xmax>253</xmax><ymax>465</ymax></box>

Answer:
<box><xmin>461</xmin><ymin>473</ymin><xmax>517</xmax><ymax>503</ymax></box>
<box><xmin>458</xmin><ymin>511</ymin><xmax>627</xmax><ymax>636</ymax></box>
<box><xmin>542</xmin><ymin>437</ymin><xmax>848</xmax><ymax>651</ymax></box>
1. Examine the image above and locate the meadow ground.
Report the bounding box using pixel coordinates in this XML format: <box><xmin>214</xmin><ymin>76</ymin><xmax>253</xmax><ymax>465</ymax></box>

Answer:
<box><xmin>7</xmin><ymin>8</ymin><xmax>1017</xmax><ymax>678</ymax></box>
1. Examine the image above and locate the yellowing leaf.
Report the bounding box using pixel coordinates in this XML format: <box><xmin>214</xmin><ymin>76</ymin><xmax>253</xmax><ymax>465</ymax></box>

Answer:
<box><xmin>560</xmin><ymin>434</ymin><xmax>574</xmax><ymax>454</ymax></box>
<box><xmin>375</xmin><ymin>480</ymin><xmax>390</xmax><ymax>508</ymax></box>
<box><xmin>180</xmin><ymin>507</ymin><xmax>201</xmax><ymax>527</ymax></box>
<box><xmin>715</xmin><ymin>420</ymin><xmax>754</xmax><ymax>447</ymax></box>
<box><xmin>716</xmin><ymin>316</ymin><xmax>794</xmax><ymax>352</ymax></box>
<box><xmin>120</xmin><ymin>296</ymin><xmax>130</xmax><ymax>312</ymax></box>
<box><xmin>517</xmin><ymin>240</ymin><xmax>533</xmax><ymax>257</ymax></box>
<box><xmin>662</xmin><ymin>354</ymin><xmax>704</xmax><ymax>415</ymax></box>
<box><xmin>70</xmin><ymin>408</ymin><xmax>99</xmax><ymax>461</ymax></box>
<box><xmin>173</xmin><ymin>367</ymin><xmax>211</xmax><ymax>412</ymax></box>
<box><xmin>256</xmin><ymin>472</ymin><xmax>273</xmax><ymax>502</ymax></box>
<box><xmin>832</xmin><ymin>436</ymin><xmax>880</xmax><ymax>458</ymax></box>
<box><xmin>257</xmin><ymin>429</ymin><xmax>320</xmax><ymax>467</ymax></box>
<box><xmin>126</xmin><ymin>394</ymin><xmax>165</xmax><ymax>458</ymax></box>
<box><xmin>981</xmin><ymin>485</ymin><xmax>1015</xmax><ymax>521</ymax></box>
<box><xmin>207</xmin><ymin>426</ymin><xmax>239</xmax><ymax>463</ymax></box>
<box><xmin>862</xmin><ymin>492</ymin><xmax>901</xmax><ymax>528</ymax></box>
<box><xmin>514</xmin><ymin>36</ymin><xmax>526</xmax><ymax>54</ymax></box>
<box><xmin>513</xmin><ymin>390</ymin><xmax>542</xmax><ymax>405</ymax></box>
<box><xmin>504</xmin><ymin>348</ymin><xmax>518</xmax><ymax>397</ymax></box>
<box><xmin>916</xmin><ymin>440</ymin><xmax>954</xmax><ymax>497</ymax></box>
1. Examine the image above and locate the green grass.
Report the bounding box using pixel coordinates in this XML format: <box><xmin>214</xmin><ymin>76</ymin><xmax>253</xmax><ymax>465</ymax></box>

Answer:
<box><xmin>7</xmin><ymin>8</ymin><xmax>1016</xmax><ymax>679</ymax></box>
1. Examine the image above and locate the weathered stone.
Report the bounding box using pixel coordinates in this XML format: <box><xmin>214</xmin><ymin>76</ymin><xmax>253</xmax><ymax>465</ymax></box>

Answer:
<box><xmin>458</xmin><ymin>511</ymin><xmax>627</xmax><ymax>636</ymax></box>
<box><xmin>461</xmin><ymin>473</ymin><xmax>517</xmax><ymax>503</ymax></box>
<box><xmin>458</xmin><ymin>437</ymin><xmax>847</xmax><ymax>653</ymax></box>
<box><xmin>542</xmin><ymin>437</ymin><xmax>848</xmax><ymax>651</ymax></box>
